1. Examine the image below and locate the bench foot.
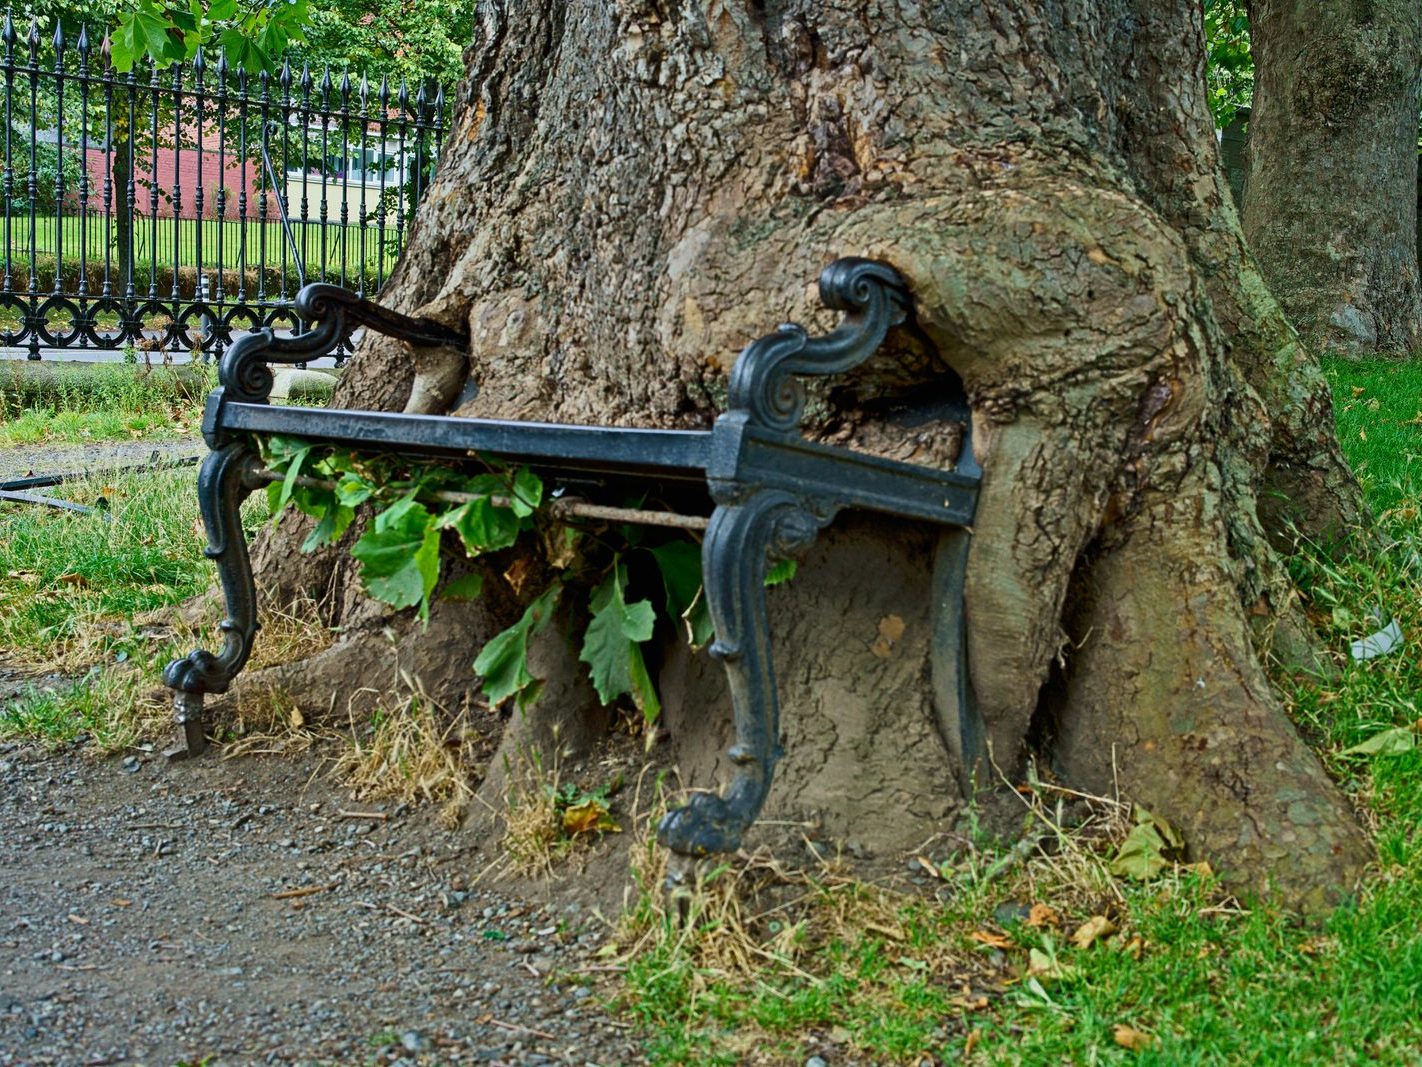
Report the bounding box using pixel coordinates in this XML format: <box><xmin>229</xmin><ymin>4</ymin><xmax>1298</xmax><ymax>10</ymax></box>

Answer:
<box><xmin>164</xmin><ymin>691</ymin><xmax>209</xmax><ymax>761</ymax></box>
<box><xmin>657</xmin><ymin>489</ymin><xmax>834</xmax><ymax>858</ymax></box>
<box><xmin>162</xmin><ymin>442</ymin><xmax>263</xmax><ymax>755</ymax></box>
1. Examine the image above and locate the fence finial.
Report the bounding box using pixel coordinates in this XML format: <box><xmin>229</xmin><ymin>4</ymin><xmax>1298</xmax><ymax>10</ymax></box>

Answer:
<box><xmin>76</xmin><ymin>24</ymin><xmax>89</xmax><ymax>58</ymax></box>
<box><xmin>51</xmin><ymin>20</ymin><xmax>62</xmax><ymax>53</ymax></box>
<box><xmin>26</xmin><ymin>16</ymin><xmax>39</xmax><ymax>58</ymax></box>
<box><xmin>4</xmin><ymin>12</ymin><xmax>17</xmax><ymax>56</ymax></box>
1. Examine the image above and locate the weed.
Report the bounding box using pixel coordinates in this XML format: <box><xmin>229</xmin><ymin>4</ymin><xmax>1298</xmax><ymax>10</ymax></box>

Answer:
<box><xmin>496</xmin><ymin>744</ymin><xmax>623</xmax><ymax>876</ymax></box>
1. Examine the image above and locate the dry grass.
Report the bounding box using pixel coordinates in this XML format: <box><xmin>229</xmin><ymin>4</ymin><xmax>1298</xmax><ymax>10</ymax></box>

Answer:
<box><xmin>330</xmin><ymin>682</ymin><xmax>483</xmax><ymax>830</ymax></box>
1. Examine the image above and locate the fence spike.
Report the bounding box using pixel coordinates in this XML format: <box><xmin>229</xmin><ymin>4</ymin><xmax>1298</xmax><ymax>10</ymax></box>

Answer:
<box><xmin>279</xmin><ymin>56</ymin><xmax>291</xmax><ymax>90</ymax></box>
<box><xmin>2</xmin><ymin>13</ymin><xmax>14</xmax><ymax>55</ymax></box>
<box><xmin>50</xmin><ymin>19</ymin><xmax>61</xmax><ymax>53</ymax></box>
<box><xmin>27</xmin><ymin>17</ymin><xmax>39</xmax><ymax>58</ymax></box>
<box><xmin>340</xmin><ymin>68</ymin><xmax>351</xmax><ymax>102</ymax></box>
<box><xmin>215</xmin><ymin>49</ymin><xmax>227</xmax><ymax>82</ymax></box>
<box><xmin>397</xmin><ymin>79</ymin><xmax>409</xmax><ymax>110</ymax></box>
<box><xmin>434</xmin><ymin>83</ymin><xmax>445</xmax><ymax>122</ymax></box>
<box><xmin>320</xmin><ymin>64</ymin><xmax>331</xmax><ymax>97</ymax></box>
<box><xmin>192</xmin><ymin>47</ymin><xmax>205</xmax><ymax>76</ymax></box>
<box><xmin>359</xmin><ymin>71</ymin><xmax>369</xmax><ymax>108</ymax></box>
<box><xmin>76</xmin><ymin>24</ymin><xmax>89</xmax><ymax>56</ymax></box>
<box><xmin>378</xmin><ymin>75</ymin><xmax>389</xmax><ymax>105</ymax></box>
<box><xmin>300</xmin><ymin>61</ymin><xmax>312</xmax><ymax>93</ymax></box>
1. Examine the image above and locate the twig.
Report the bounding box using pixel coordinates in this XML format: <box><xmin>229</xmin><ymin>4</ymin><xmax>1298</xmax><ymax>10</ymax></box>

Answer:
<box><xmin>487</xmin><ymin>1018</ymin><xmax>557</xmax><ymax>1041</ymax></box>
<box><xmin>385</xmin><ymin>903</ymin><xmax>427</xmax><ymax>925</ymax></box>
<box><xmin>56</xmin><ymin>963</ymin><xmax>111</xmax><ymax>971</ymax></box>
<box><xmin>270</xmin><ymin>883</ymin><xmax>337</xmax><ymax>901</ymax></box>
<box><xmin>337</xmin><ymin>808</ymin><xmax>389</xmax><ymax>821</ymax></box>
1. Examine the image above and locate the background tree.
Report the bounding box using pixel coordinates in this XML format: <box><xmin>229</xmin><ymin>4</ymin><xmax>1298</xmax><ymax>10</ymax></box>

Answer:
<box><xmin>221</xmin><ymin>1</ymin><xmax>1379</xmax><ymax>912</ymax></box>
<box><xmin>1243</xmin><ymin>0</ymin><xmax>1422</xmax><ymax>358</ymax></box>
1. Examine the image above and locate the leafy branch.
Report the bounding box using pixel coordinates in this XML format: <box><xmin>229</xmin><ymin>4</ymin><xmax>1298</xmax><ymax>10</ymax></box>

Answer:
<box><xmin>256</xmin><ymin>436</ymin><xmax>796</xmax><ymax>728</ymax></box>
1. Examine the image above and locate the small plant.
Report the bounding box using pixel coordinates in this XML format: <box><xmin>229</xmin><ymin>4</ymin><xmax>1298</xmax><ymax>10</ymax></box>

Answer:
<box><xmin>500</xmin><ymin>747</ymin><xmax>623</xmax><ymax>876</ymax></box>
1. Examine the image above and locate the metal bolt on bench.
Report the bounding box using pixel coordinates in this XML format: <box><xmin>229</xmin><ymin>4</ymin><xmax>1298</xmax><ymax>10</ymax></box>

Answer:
<box><xmin>162</xmin><ymin>257</ymin><xmax>982</xmax><ymax>859</ymax></box>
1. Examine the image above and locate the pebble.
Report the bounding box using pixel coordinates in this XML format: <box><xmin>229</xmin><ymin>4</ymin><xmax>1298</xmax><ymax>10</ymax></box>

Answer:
<box><xmin>806</xmin><ymin>1057</ymin><xmax>829</xmax><ymax>1067</ymax></box>
<box><xmin>120</xmin><ymin>756</ymin><xmax>141</xmax><ymax>774</ymax></box>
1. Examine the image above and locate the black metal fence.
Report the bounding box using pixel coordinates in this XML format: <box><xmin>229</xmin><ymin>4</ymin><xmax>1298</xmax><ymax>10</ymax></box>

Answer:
<box><xmin>0</xmin><ymin>13</ymin><xmax>449</xmax><ymax>362</ymax></box>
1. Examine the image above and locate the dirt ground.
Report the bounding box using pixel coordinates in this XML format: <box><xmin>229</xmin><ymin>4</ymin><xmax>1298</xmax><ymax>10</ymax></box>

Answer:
<box><xmin>0</xmin><ymin>739</ymin><xmax>653</xmax><ymax>1067</ymax></box>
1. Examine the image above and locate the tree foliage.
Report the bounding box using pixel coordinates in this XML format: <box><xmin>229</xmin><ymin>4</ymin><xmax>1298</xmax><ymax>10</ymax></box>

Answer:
<box><xmin>1205</xmin><ymin>0</ymin><xmax>1254</xmax><ymax>125</ymax></box>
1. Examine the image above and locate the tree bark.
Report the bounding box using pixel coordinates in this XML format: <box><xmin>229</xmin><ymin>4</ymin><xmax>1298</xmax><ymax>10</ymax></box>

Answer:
<box><xmin>1244</xmin><ymin>0</ymin><xmax>1422</xmax><ymax>358</ymax></box>
<box><xmin>249</xmin><ymin>1</ymin><xmax>1371</xmax><ymax>910</ymax></box>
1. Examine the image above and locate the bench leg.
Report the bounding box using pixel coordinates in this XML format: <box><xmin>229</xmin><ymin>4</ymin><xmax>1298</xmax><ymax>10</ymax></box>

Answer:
<box><xmin>657</xmin><ymin>489</ymin><xmax>834</xmax><ymax>857</ymax></box>
<box><xmin>161</xmin><ymin>441</ymin><xmax>263</xmax><ymax>760</ymax></box>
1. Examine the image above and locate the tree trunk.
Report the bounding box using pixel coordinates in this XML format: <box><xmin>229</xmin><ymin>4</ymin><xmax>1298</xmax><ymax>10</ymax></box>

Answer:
<box><xmin>1244</xmin><ymin>0</ymin><xmax>1422</xmax><ymax>358</ymax></box>
<box><xmin>249</xmin><ymin>1</ymin><xmax>1371</xmax><ymax>910</ymax></box>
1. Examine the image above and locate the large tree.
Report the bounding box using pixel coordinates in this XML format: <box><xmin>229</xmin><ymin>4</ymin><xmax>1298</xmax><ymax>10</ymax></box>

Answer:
<box><xmin>1244</xmin><ymin>0</ymin><xmax>1422</xmax><ymax>358</ymax></box>
<box><xmin>239</xmin><ymin>1</ymin><xmax>1373</xmax><ymax>911</ymax></box>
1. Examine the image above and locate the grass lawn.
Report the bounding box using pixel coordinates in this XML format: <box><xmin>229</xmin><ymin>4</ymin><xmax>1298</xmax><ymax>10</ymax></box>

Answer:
<box><xmin>9</xmin><ymin>213</ymin><xmax>401</xmax><ymax>278</ymax></box>
<box><xmin>0</xmin><ymin>358</ymin><xmax>1418</xmax><ymax>1064</ymax></box>
<box><xmin>616</xmin><ymin>357</ymin><xmax>1422</xmax><ymax>1066</ymax></box>
<box><xmin>0</xmin><ymin>362</ymin><xmax>210</xmax><ymax>446</ymax></box>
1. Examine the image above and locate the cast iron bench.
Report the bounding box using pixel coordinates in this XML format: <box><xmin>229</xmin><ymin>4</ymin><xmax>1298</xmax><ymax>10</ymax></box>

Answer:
<box><xmin>161</xmin><ymin>257</ymin><xmax>982</xmax><ymax>859</ymax></box>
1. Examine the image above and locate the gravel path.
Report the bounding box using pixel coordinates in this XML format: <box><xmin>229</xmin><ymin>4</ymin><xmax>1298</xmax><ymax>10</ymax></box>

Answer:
<box><xmin>0</xmin><ymin>440</ymin><xmax>207</xmax><ymax>485</ymax></box>
<box><xmin>0</xmin><ymin>743</ymin><xmax>649</xmax><ymax>1067</ymax></box>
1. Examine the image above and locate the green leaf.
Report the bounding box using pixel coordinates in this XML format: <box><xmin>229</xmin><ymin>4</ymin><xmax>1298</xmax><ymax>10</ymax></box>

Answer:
<box><xmin>442</xmin><ymin>572</ymin><xmax>484</xmax><ymax>601</ymax></box>
<box><xmin>649</xmin><ymin>540</ymin><xmax>702</xmax><ymax>620</ymax></box>
<box><xmin>580</xmin><ymin>563</ymin><xmax>659</xmax><ymax>719</ymax></box>
<box><xmin>350</xmin><ymin>496</ymin><xmax>442</xmax><ymax>620</ymax></box>
<box><xmin>301</xmin><ymin>500</ymin><xmax>355</xmax><ymax>551</ymax></box>
<box><xmin>474</xmin><ymin>585</ymin><xmax>560</xmax><ymax>710</ymax></box>
<box><xmin>510</xmin><ymin>467</ymin><xmax>544</xmax><ymax>517</ymax></box>
<box><xmin>765</xmin><ymin>559</ymin><xmax>798</xmax><ymax>586</ymax></box>
<box><xmin>208</xmin><ymin>0</ymin><xmax>238</xmax><ymax>21</ymax></box>
<box><xmin>335</xmin><ymin>472</ymin><xmax>376</xmax><ymax>507</ymax></box>
<box><xmin>266</xmin><ymin>443</ymin><xmax>312</xmax><ymax>523</ymax></box>
<box><xmin>681</xmin><ymin>590</ymin><xmax>716</xmax><ymax>652</ymax></box>
<box><xmin>436</xmin><ymin>496</ymin><xmax>521</xmax><ymax>555</ymax></box>
<box><xmin>1108</xmin><ymin>807</ymin><xmax>1184</xmax><ymax>882</ymax></box>
<box><xmin>1341</xmin><ymin>726</ymin><xmax>1416</xmax><ymax>757</ymax></box>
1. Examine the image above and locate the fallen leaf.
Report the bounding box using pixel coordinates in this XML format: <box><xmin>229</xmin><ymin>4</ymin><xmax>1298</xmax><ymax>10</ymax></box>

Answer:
<box><xmin>1026</xmin><ymin>946</ymin><xmax>1077</xmax><ymax>981</ymax></box>
<box><xmin>1070</xmin><ymin>915</ymin><xmax>1117</xmax><ymax>949</ymax></box>
<box><xmin>57</xmin><ymin>573</ymin><xmax>89</xmax><ymax>588</ymax></box>
<box><xmin>869</xmin><ymin>613</ymin><xmax>907</xmax><ymax>658</ymax></box>
<box><xmin>502</xmin><ymin>555</ymin><xmax>538</xmax><ymax>597</ymax></box>
<box><xmin>1341</xmin><ymin>726</ymin><xmax>1415</xmax><ymax>757</ymax></box>
<box><xmin>916</xmin><ymin>855</ymin><xmax>942</xmax><ymax>879</ymax></box>
<box><xmin>968</xmin><ymin>929</ymin><xmax>1012</xmax><ymax>950</ymax></box>
<box><xmin>561</xmin><ymin>798</ymin><xmax>619</xmax><ymax>836</ymax></box>
<box><xmin>111</xmin><ymin>899</ymin><xmax>132</xmax><ymax>908</ymax></box>
<box><xmin>1109</xmin><ymin>807</ymin><xmax>1184</xmax><ymax>881</ymax></box>
<box><xmin>1113</xmin><ymin>1024</ymin><xmax>1154</xmax><ymax>1051</ymax></box>
<box><xmin>964</xmin><ymin>1030</ymin><xmax>981</xmax><ymax>1057</ymax></box>
<box><xmin>1027</xmin><ymin>902</ymin><xmax>1060</xmax><ymax>928</ymax></box>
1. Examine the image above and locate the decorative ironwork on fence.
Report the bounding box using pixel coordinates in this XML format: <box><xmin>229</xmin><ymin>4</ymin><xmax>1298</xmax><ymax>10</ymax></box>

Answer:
<box><xmin>0</xmin><ymin>12</ymin><xmax>449</xmax><ymax>361</ymax></box>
